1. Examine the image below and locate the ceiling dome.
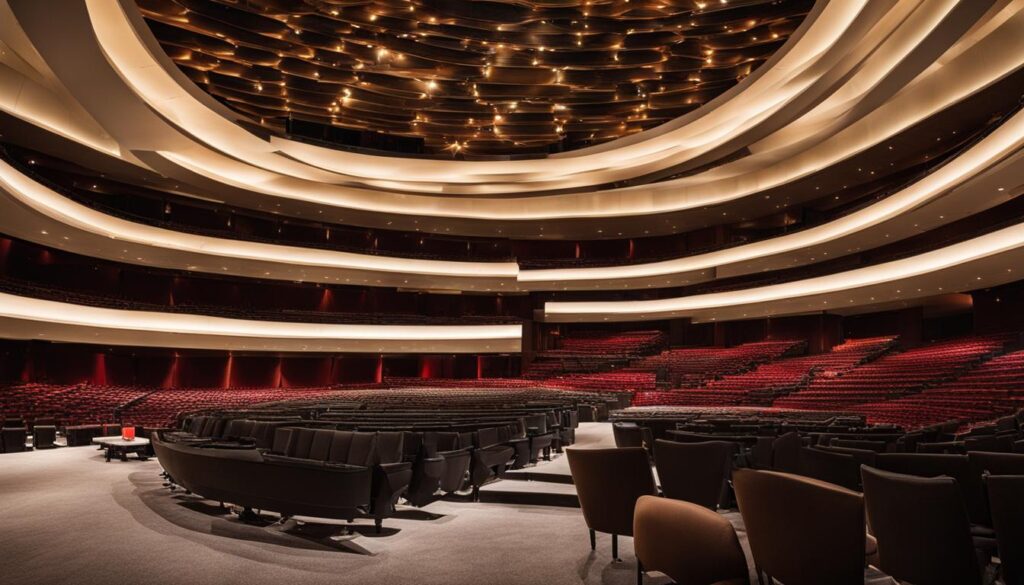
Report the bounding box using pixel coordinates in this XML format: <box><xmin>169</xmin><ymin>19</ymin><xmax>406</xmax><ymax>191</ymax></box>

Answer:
<box><xmin>138</xmin><ymin>0</ymin><xmax>810</xmax><ymax>156</ymax></box>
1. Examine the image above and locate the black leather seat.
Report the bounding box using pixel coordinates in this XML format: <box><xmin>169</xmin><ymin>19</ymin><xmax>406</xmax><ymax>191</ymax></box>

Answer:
<box><xmin>154</xmin><ymin>433</ymin><xmax>371</xmax><ymax>522</ymax></box>
<box><xmin>369</xmin><ymin>431</ymin><xmax>414</xmax><ymax>531</ymax></box>
<box><xmin>404</xmin><ymin>432</ymin><xmax>446</xmax><ymax>507</ymax></box>
<box><xmin>653</xmin><ymin>439</ymin><xmax>734</xmax><ymax>510</ymax></box>
<box><xmin>987</xmin><ymin>474</ymin><xmax>1024</xmax><ymax>585</ymax></box>
<box><xmin>421</xmin><ymin>431</ymin><xmax>471</xmax><ymax>493</ymax></box>
<box><xmin>524</xmin><ymin>414</ymin><xmax>554</xmax><ymax>463</ymax></box>
<box><xmin>1</xmin><ymin>427</ymin><xmax>28</xmax><ymax>453</ymax></box>
<box><xmin>862</xmin><ymin>466</ymin><xmax>984</xmax><ymax>585</ymax></box>
<box><xmin>799</xmin><ymin>447</ymin><xmax>861</xmax><ymax>491</ymax></box>
<box><xmin>874</xmin><ymin>453</ymin><xmax>987</xmax><ymax>526</ymax></box>
<box><xmin>469</xmin><ymin>427</ymin><xmax>515</xmax><ymax>499</ymax></box>
<box><xmin>32</xmin><ymin>425</ymin><xmax>57</xmax><ymax>449</ymax></box>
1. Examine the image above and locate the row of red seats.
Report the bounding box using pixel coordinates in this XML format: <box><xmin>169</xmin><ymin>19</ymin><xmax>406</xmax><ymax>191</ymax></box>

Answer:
<box><xmin>541</xmin><ymin>330</ymin><xmax>667</xmax><ymax>357</ymax></box>
<box><xmin>120</xmin><ymin>387</ymin><xmax>349</xmax><ymax>427</ymax></box>
<box><xmin>524</xmin><ymin>330</ymin><xmax>668</xmax><ymax>378</ymax></box>
<box><xmin>636</xmin><ymin>337</ymin><xmax>896</xmax><ymax>407</ymax></box>
<box><xmin>627</xmin><ymin>340</ymin><xmax>805</xmax><ymax>388</ymax></box>
<box><xmin>850</xmin><ymin>349</ymin><xmax>1024</xmax><ymax>429</ymax></box>
<box><xmin>773</xmin><ymin>335</ymin><xmax>1013</xmax><ymax>411</ymax></box>
<box><xmin>2</xmin><ymin>383</ymin><xmax>614</xmax><ymax>428</ymax></box>
<box><xmin>539</xmin><ymin>371</ymin><xmax>658</xmax><ymax>393</ymax></box>
<box><xmin>0</xmin><ymin>383</ymin><xmax>152</xmax><ymax>426</ymax></box>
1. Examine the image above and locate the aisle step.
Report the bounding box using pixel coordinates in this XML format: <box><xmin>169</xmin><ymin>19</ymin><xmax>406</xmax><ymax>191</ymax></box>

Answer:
<box><xmin>477</xmin><ymin>479</ymin><xmax>579</xmax><ymax>508</ymax></box>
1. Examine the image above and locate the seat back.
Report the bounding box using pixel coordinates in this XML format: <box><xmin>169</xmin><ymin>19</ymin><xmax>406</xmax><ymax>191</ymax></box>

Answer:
<box><xmin>771</xmin><ymin>432</ymin><xmax>802</xmax><ymax>473</ymax></box>
<box><xmin>524</xmin><ymin>414</ymin><xmax>548</xmax><ymax>435</ymax></box>
<box><xmin>875</xmin><ymin>453</ymin><xmax>985</xmax><ymax>524</ymax></box>
<box><xmin>799</xmin><ymin>447</ymin><xmax>861</xmax><ymax>491</ymax></box>
<box><xmin>2</xmin><ymin>427</ymin><xmax>27</xmax><ymax>453</ymax></box>
<box><xmin>861</xmin><ymin>466</ymin><xmax>980</xmax><ymax>585</ymax></box>
<box><xmin>222</xmin><ymin>419</ymin><xmax>241</xmax><ymax>438</ymax></box>
<box><xmin>346</xmin><ymin>432</ymin><xmax>377</xmax><ymax>466</ymax></box>
<box><xmin>234</xmin><ymin>420</ymin><xmax>256</xmax><ymax>440</ymax></box>
<box><xmin>751</xmin><ymin>437</ymin><xmax>774</xmax><ymax>469</ymax></box>
<box><xmin>271</xmin><ymin>428</ymin><xmax>294</xmax><ymax>455</ymax></box>
<box><xmin>186</xmin><ymin>416</ymin><xmax>205</xmax><ymax>435</ymax></box>
<box><xmin>733</xmin><ymin>469</ymin><xmax>865</xmax><ymax>585</ymax></box>
<box><xmin>634</xmin><ymin>495</ymin><xmax>750</xmax><ymax>585</ymax></box>
<box><xmin>987</xmin><ymin>475</ymin><xmax>1024</xmax><ymax>585</ymax></box>
<box><xmin>653</xmin><ymin>439</ymin><xmax>734</xmax><ymax>510</ymax></box>
<box><xmin>327</xmin><ymin>430</ymin><xmax>355</xmax><ymax>464</ymax></box>
<box><xmin>250</xmin><ymin>422</ymin><xmax>275</xmax><ymax>448</ymax></box>
<box><xmin>374</xmin><ymin>432</ymin><xmax>404</xmax><ymax>465</ymax></box>
<box><xmin>401</xmin><ymin>431</ymin><xmax>422</xmax><ymax>461</ymax></box>
<box><xmin>612</xmin><ymin>422</ymin><xmax>645</xmax><ymax>449</ymax></box>
<box><xmin>197</xmin><ymin>417</ymin><xmax>216</xmax><ymax>438</ymax></box>
<box><xmin>424</xmin><ymin>431</ymin><xmax>460</xmax><ymax>453</ymax></box>
<box><xmin>476</xmin><ymin>427</ymin><xmax>500</xmax><ymax>449</ymax></box>
<box><xmin>209</xmin><ymin>418</ymin><xmax>228</xmax><ymax>439</ymax></box>
<box><xmin>308</xmin><ymin>429</ymin><xmax>335</xmax><ymax>461</ymax></box>
<box><xmin>969</xmin><ymin>451</ymin><xmax>1024</xmax><ymax>476</ymax></box>
<box><xmin>32</xmin><ymin>425</ymin><xmax>57</xmax><ymax>449</ymax></box>
<box><xmin>566</xmin><ymin>447</ymin><xmax>656</xmax><ymax>536</ymax></box>
<box><xmin>285</xmin><ymin>428</ymin><xmax>317</xmax><ymax>458</ymax></box>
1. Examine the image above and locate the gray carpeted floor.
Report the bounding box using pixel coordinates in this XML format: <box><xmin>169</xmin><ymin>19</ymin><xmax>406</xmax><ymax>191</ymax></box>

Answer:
<box><xmin>0</xmin><ymin>425</ymin><xmax>896</xmax><ymax>585</ymax></box>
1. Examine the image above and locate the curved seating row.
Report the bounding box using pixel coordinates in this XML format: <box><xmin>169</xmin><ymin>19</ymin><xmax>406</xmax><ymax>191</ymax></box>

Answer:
<box><xmin>154</xmin><ymin>399</ymin><xmax>582</xmax><ymax>529</ymax></box>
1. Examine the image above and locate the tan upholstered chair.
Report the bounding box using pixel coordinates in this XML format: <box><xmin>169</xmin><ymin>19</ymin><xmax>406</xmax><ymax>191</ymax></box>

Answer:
<box><xmin>566</xmin><ymin>447</ymin><xmax>657</xmax><ymax>560</ymax></box>
<box><xmin>653</xmin><ymin>439</ymin><xmax>734</xmax><ymax>510</ymax></box>
<box><xmin>861</xmin><ymin>466</ymin><xmax>982</xmax><ymax>585</ymax></box>
<box><xmin>633</xmin><ymin>495</ymin><xmax>749</xmax><ymax>585</ymax></box>
<box><xmin>733</xmin><ymin>468</ymin><xmax>867</xmax><ymax>585</ymax></box>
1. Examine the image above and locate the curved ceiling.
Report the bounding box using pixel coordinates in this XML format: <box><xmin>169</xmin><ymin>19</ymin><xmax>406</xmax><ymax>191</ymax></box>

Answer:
<box><xmin>136</xmin><ymin>0</ymin><xmax>811</xmax><ymax>157</ymax></box>
<box><xmin>1</xmin><ymin>0</ymin><xmax>1024</xmax><ymax>334</ymax></box>
<box><xmin>5</xmin><ymin>0</ymin><xmax>1012</xmax><ymax>236</ymax></box>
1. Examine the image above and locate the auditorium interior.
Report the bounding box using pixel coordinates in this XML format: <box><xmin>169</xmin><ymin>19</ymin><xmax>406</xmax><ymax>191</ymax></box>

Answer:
<box><xmin>3</xmin><ymin>0</ymin><xmax>1024</xmax><ymax>583</ymax></box>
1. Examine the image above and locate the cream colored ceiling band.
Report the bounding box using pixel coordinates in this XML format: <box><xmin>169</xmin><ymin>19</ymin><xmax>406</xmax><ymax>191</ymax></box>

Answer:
<box><xmin>0</xmin><ymin>292</ymin><xmax>523</xmax><ymax>353</ymax></box>
<box><xmin>543</xmin><ymin>221</ymin><xmax>1024</xmax><ymax>322</ymax></box>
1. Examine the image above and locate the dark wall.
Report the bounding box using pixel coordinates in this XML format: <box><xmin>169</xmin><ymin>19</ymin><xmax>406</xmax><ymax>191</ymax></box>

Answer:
<box><xmin>974</xmin><ymin>281</ymin><xmax>1024</xmax><ymax>334</ymax></box>
<box><xmin>844</xmin><ymin>307</ymin><xmax>924</xmax><ymax>347</ymax></box>
<box><xmin>709</xmin><ymin>314</ymin><xmax>843</xmax><ymax>353</ymax></box>
<box><xmin>0</xmin><ymin>236</ymin><xmax>528</xmax><ymax>321</ymax></box>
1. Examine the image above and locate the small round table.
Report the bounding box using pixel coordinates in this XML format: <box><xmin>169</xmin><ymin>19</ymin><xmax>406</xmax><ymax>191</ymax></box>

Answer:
<box><xmin>91</xmin><ymin>436</ymin><xmax>151</xmax><ymax>462</ymax></box>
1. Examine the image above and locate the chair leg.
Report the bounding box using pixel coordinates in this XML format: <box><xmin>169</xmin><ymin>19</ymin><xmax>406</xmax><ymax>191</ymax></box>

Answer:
<box><xmin>612</xmin><ymin>533</ymin><xmax>619</xmax><ymax>561</ymax></box>
<box><xmin>636</xmin><ymin>559</ymin><xmax>643</xmax><ymax>585</ymax></box>
<box><xmin>589</xmin><ymin>528</ymin><xmax>596</xmax><ymax>551</ymax></box>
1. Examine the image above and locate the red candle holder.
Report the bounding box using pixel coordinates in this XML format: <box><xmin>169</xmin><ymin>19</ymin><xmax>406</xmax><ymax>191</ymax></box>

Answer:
<box><xmin>121</xmin><ymin>425</ymin><xmax>136</xmax><ymax>441</ymax></box>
